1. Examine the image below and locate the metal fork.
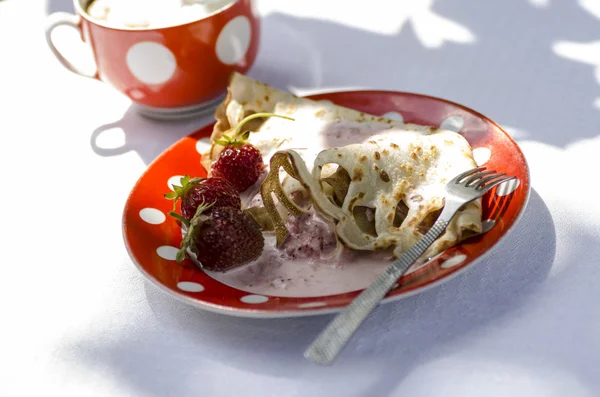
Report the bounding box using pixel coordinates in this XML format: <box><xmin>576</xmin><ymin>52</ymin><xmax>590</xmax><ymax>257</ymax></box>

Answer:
<box><xmin>304</xmin><ymin>167</ymin><xmax>517</xmax><ymax>365</ymax></box>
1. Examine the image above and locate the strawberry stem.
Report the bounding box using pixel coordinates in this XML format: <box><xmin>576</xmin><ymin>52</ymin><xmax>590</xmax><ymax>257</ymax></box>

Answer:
<box><xmin>164</xmin><ymin>175</ymin><xmax>204</xmax><ymax>212</ymax></box>
<box><xmin>232</xmin><ymin>112</ymin><xmax>295</xmax><ymax>141</ymax></box>
<box><xmin>175</xmin><ymin>200</ymin><xmax>215</xmax><ymax>263</ymax></box>
<box><xmin>168</xmin><ymin>211</ymin><xmax>190</xmax><ymax>227</ymax></box>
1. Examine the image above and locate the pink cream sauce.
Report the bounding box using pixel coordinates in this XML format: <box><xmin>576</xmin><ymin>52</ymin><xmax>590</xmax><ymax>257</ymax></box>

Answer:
<box><xmin>203</xmin><ymin>205</ymin><xmax>400</xmax><ymax>298</ymax></box>
<box><xmin>204</xmin><ymin>235</ymin><xmax>395</xmax><ymax>298</ymax></box>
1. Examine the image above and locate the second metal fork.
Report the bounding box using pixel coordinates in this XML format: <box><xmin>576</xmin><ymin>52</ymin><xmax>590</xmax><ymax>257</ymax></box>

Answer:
<box><xmin>304</xmin><ymin>166</ymin><xmax>517</xmax><ymax>365</ymax></box>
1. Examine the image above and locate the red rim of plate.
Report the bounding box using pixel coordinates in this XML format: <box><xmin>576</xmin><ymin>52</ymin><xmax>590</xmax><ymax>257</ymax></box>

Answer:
<box><xmin>122</xmin><ymin>90</ymin><xmax>531</xmax><ymax>318</ymax></box>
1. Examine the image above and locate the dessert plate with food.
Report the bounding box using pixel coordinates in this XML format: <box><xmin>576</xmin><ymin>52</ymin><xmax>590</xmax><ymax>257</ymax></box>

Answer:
<box><xmin>122</xmin><ymin>73</ymin><xmax>530</xmax><ymax>318</ymax></box>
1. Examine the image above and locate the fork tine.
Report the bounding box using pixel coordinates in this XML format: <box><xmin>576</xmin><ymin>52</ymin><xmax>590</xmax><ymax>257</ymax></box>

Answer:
<box><xmin>464</xmin><ymin>170</ymin><xmax>497</xmax><ymax>186</ymax></box>
<box><xmin>474</xmin><ymin>173</ymin><xmax>506</xmax><ymax>188</ymax></box>
<box><xmin>479</xmin><ymin>176</ymin><xmax>517</xmax><ymax>192</ymax></box>
<box><xmin>451</xmin><ymin>167</ymin><xmax>486</xmax><ymax>184</ymax></box>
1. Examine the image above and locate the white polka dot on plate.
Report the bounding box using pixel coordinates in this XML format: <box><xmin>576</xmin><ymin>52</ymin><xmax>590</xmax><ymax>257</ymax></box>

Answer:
<box><xmin>298</xmin><ymin>302</ymin><xmax>327</xmax><ymax>308</ymax></box>
<box><xmin>126</xmin><ymin>42</ymin><xmax>177</xmax><ymax>85</ymax></box>
<box><xmin>406</xmin><ymin>252</ymin><xmax>444</xmax><ymax>274</ymax></box>
<box><xmin>195</xmin><ymin>138</ymin><xmax>212</xmax><ymax>155</ymax></box>
<box><xmin>440</xmin><ymin>254</ymin><xmax>467</xmax><ymax>269</ymax></box>
<box><xmin>496</xmin><ymin>179</ymin><xmax>520</xmax><ymax>196</ymax></box>
<box><xmin>177</xmin><ymin>281</ymin><xmax>204</xmax><ymax>292</ymax></box>
<box><xmin>139</xmin><ymin>208</ymin><xmax>166</xmax><ymax>224</ymax></box>
<box><xmin>382</xmin><ymin>111</ymin><xmax>404</xmax><ymax>122</ymax></box>
<box><xmin>167</xmin><ymin>175</ymin><xmax>185</xmax><ymax>191</ymax></box>
<box><xmin>440</xmin><ymin>115</ymin><xmax>464</xmax><ymax>132</ymax></box>
<box><xmin>318</xmin><ymin>99</ymin><xmax>333</xmax><ymax>105</ymax></box>
<box><xmin>472</xmin><ymin>147</ymin><xmax>491</xmax><ymax>166</ymax></box>
<box><xmin>216</xmin><ymin>16</ymin><xmax>251</xmax><ymax>65</ymax></box>
<box><xmin>156</xmin><ymin>246</ymin><xmax>179</xmax><ymax>260</ymax></box>
<box><xmin>240</xmin><ymin>294</ymin><xmax>268</xmax><ymax>304</ymax></box>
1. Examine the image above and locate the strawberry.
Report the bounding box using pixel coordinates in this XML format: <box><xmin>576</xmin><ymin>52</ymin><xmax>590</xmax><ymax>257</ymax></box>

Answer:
<box><xmin>211</xmin><ymin>144</ymin><xmax>265</xmax><ymax>192</ymax></box>
<box><xmin>211</xmin><ymin>112</ymin><xmax>295</xmax><ymax>192</ymax></box>
<box><xmin>164</xmin><ymin>175</ymin><xmax>240</xmax><ymax>224</ymax></box>
<box><xmin>175</xmin><ymin>202</ymin><xmax>265</xmax><ymax>271</ymax></box>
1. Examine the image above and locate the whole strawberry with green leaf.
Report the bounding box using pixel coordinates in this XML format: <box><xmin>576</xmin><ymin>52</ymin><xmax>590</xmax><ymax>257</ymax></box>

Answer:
<box><xmin>211</xmin><ymin>112</ymin><xmax>295</xmax><ymax>192</ymax></box>
<box><xmin>164</xmin><ymin>175</ymin><xmax>240</xmax><ymax>225</ymax></box>
<box><xmin>175</xmin><ymin>202</ymin><xmax>265</xmax><ymax>271</ymax></box>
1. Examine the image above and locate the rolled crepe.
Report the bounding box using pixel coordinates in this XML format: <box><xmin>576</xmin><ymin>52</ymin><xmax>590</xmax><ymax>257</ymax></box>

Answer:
<box><xmin>203</xmin><ymin>72</ymin><xmax>482</xmax><ymax>260</ymax></box>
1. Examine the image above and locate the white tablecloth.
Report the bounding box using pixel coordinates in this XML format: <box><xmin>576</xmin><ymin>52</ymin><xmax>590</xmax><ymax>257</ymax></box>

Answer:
<box><xmin>3</xmin><ymin>0</ymin><xmax>599</xmax><ymax>395</ymax></box>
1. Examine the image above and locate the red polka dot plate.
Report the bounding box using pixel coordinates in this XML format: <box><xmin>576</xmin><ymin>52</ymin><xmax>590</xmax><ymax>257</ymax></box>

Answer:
<box><xmin>122</xmin><ymin>90</ymin><xmax>530</xmax><ymax>318</ymax></box>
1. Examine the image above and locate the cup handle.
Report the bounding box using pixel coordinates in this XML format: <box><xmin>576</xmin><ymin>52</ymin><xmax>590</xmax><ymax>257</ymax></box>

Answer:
<box><xmin>45</xmin><ymin>12</ymin><xmax>98</xmax><ymax>79</ymax></box>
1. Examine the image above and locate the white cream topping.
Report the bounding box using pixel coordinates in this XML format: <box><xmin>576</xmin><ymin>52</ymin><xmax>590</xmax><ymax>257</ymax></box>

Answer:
<box><xmin>86</xmin><ymin>0</ymin><xmax>234</xmax><ymax>28</ymax></box>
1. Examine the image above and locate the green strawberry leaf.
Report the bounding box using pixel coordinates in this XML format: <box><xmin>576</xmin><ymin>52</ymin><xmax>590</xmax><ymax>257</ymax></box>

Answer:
<box><xmin>176</xmin><ymin>248</ymin><xmax>187</xmax><ymax>262</ymax></box>
<box><xmin>175</xmin><ymin>200</ymin><xmax>215</xmax><ymax>263</ymax></box>
<box><xmin>164</xmin><ymin>175</ymin><xmax>205</xmax><ymax>212</ymax></box>
<box><xmin>168</xmin><ymin>211</ymin><xmax>190</xmax><ymax>227</ymax></box>
<box><xmin>214</xmin><ymin>135</ymin><xmax>233</xmax><ymax>146</ymax></box>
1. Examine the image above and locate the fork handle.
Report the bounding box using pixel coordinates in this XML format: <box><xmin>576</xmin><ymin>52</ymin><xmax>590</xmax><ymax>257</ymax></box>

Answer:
<box><xmin>304</xmin><ymin>209</ymin><xmax>456</xmax><ymax>365</ymax></box>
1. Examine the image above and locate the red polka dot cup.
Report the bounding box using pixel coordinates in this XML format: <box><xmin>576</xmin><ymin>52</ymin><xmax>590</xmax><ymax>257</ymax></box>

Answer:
<box><xmin>45</xmin><ymin>0</ymin><xmax>259</xmax><ymax>119</ymax></box>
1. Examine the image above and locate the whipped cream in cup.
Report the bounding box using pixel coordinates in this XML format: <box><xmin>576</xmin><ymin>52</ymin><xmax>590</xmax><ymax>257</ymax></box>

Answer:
<box><xmin>86</xmin><ymin>0</ymin><xmax>235</xmax><ymax>29</ymax></box>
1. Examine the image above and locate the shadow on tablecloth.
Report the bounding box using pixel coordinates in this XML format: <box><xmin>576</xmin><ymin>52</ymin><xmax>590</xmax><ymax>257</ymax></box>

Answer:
<box><xmin>250</xmin><ymin>3</ymin><xmax>600</xmax><ymax>148</ymax></box>
<box><xmin>84</xmin><ymin>0</ymin><xmax>600</xmax><ymax>167</ymax></box>
<box><xmin>55</xmin><ymin>0</ymin><xmax>600</xmax><ymax>393</ymax></box>
<box><xmin>46</xmin><ymin>0</ymin><xmax>74</xmax><ymax>14</ymax></box>
<box><xmin>61</xmin><ymin>189</ymin><xmax>568</xmax><ymax>396</ymax></box>
<box><xmin>89</xmin><ymin>106</ymin><xmax>213</xmax><ymax>166</ymax></box>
